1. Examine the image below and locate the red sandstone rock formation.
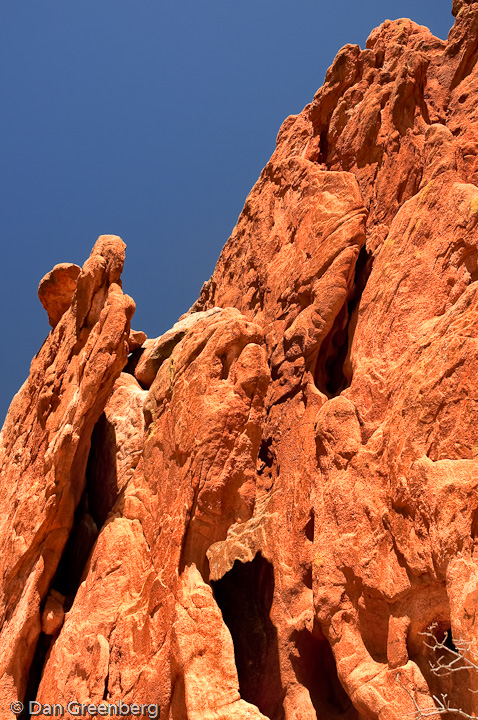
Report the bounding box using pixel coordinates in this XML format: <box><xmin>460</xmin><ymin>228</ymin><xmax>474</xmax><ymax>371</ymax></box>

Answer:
<box><xmin>2</xmin><ymin>2</ymin><xmax>478</xmax><ymax>718</ymax></box>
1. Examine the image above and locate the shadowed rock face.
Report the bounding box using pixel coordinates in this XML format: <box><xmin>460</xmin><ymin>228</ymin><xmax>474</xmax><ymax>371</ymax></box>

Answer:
<box><xmin>2</xmin><ymin>3</ymin><xmax>478</xmax><ymax>719</ymax></box>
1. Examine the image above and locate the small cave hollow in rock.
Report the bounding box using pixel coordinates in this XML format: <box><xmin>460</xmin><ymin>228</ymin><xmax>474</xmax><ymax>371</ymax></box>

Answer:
<box><xmin>123</xmin><ymin>347</ymin><xmax>144</xmax><ymax>378</ymax></box>
<box><xmin>443</xmin><ymin>626</ymin><xmax>458</xmax><ymax>655</ymax></box>
<box><xmin>290</xmin><ymin>625</ymin><xmax>358</xmax><ymax>720</ymax></box>
<box><xmin>211</xmin><ymin>553</ymin><xmax>285</xmax><ymax>720</ymax></box>
<box><xmin>314</xmin><ymin>245</ymin><xmax>373</xmax><ymax>398</ymax></box>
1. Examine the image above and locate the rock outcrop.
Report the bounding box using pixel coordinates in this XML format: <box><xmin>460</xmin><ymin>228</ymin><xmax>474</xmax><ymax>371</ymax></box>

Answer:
<box><xmin>38</xmin><ymin>264</ymin><xmax>82</xmax><ymax>328</ymax></box>
<box><xmin>2</xmin><ymin>3</ymin><xmax>478</xmax><ymax>719</ymax></box>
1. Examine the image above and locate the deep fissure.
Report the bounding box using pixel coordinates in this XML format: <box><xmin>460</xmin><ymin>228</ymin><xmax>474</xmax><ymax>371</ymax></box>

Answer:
<box><xmin>211</xmin><ymin>554</ymin><xmax>285</xmax><ymax>720</ymax></box>
<box><xmin>52</xmin><ymin>488</ymin><xmax>99</xmax><ymax>602</ymax></box>
<box><xmin>305</xmin><ymin>510</ymin><xmax>315</xmax><ymax>542</ymax></box>
<box><xmin>53</xmin><ymin>412</ymin><xmax>119</xmax><ymax>600</ymax></box>
<box><xmin>258</xmin><ymin>437</ymin><xmax>274</xmax><ymax>471</ymax></box>
<box><xmin>18</xmin><ymin>633</ymin><xmax>53</xmax><ymax>720</ymax></box>
<box><xmin>54</xmin><ymin>410</ymin><xmax>119</xmax><ymax>600</ymax></box>
<box><xmin>318</xmin><ymin>128</ymin><xmax>329</xmax><ymax>165</ymax></box>
<box><xmin>22</xmin><ymin>414</ymin><xmax>118</xmax><ymax>714</ymax></box>
<box><xmin>314</xmin><ymin>245</ymin><xmax>373</xmax><ymax>397</ymax></box>
<box><xmin>85</xmin><ymin>412</ymin><xmax>119</xmax><ymax>529</ymax></box>
<box><xmin>290</xmin><ymin>625</ymin><xmax>358</xmax><ymax>720</ymax></box>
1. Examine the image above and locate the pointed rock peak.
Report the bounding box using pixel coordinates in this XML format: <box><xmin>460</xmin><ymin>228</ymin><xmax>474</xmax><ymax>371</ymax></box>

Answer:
<box><xmin>89</xmin><ymin>234</ymin><xmax>126</xmax><ymax>285</ymax></box>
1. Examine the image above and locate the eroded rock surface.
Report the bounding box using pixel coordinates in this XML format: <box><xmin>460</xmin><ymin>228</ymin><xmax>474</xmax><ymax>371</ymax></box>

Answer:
<box><xmin>2</xmin><ymin>3</ymin><xmax>478</xmax><ymax>719</ymax></box>
<box><xmin>0</xmin><ymin>235</ymin><xmax>134</xmax><ymax>709</ymax></box>
<box><xmin>38</xmin><ymin>263</ymin><xmax>81</xmax><ymax>328</ymax></box>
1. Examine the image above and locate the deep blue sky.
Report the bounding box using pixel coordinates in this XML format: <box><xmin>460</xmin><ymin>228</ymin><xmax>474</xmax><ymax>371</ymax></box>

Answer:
<box><xmin>1</xmin><ymin>1</ymin><xmax>452</xmax><ymax>424</ymax></box>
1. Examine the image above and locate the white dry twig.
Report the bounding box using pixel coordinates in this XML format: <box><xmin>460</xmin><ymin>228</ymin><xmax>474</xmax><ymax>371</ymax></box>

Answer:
<box><xmin>395</xmin><ymin>622</ymin><xmax>478</xmax><ymax>719</ymax></box>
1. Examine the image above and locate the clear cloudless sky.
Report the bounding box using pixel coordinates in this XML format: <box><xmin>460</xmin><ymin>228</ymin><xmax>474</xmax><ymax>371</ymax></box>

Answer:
<box><xmin>1</xmin><ymin>1</ymin><xmax>453</xmax><ymax>424</ymax></box>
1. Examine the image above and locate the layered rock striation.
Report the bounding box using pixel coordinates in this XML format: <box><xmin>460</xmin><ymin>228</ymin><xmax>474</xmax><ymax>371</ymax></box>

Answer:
<box><xmin>2</xmin><ymin>2</ymin><xmax>478</xmax><ymax>718</ymax></box>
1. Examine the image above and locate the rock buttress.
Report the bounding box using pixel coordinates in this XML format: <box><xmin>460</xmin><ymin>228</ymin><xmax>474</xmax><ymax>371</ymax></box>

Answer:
<box><xmin>0</xmin><ymin>236</ymin><xmax>135</xmax><ymax>708</ymax></box>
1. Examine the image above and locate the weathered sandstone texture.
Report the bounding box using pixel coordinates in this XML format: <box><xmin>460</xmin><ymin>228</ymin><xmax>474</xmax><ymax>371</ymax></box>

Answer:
<box><xmin>2</xmin><ymin>2</ymin><xmax>478</xmax><ymax>718</ymax></box>
<box><xmin>38</xmin><ymin>263</ymin><xmax>82</xmax><ymax>328</ymax></box>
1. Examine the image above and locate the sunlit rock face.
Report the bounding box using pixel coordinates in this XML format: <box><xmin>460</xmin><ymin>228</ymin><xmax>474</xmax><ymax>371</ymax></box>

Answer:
<box><xmin>2</xmin><ymin>3</ymin><xmax>478</xmax><ymax>718</ymax></box>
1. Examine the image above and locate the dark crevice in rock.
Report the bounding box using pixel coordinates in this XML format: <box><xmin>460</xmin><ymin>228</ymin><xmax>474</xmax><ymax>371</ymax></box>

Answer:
<box><xmin>303</xmin><ymin>566</ymin><xmax>313</xmax><ymax>589</ymax></box>
<box><xmin>471</xmin><ymin>508</ymin><xmax>478</xmax><ymax>539</ymax></box>
<box><xmin>314</xmin><ymin>245</ymin><xmax>373</xmax><ymax>397</ymax></box>
<box><xmin>51</xmin><ymin>412</ymin><xmax>117</xmax><ymax>604</ymax></box>
<box><xmin>290</xmin><ymin>625</ymin><xmax>358</xmax><ymax>720</ymax></box>
<box><xmin>170</xmin><ymin>673</ymin><xmax>188</xmax><ymax>720</ymax></box>
<box><xmin>443</xmin><ymin>627</ymin><xmax>458</xmax><ymax>655</ymax></box>
<box><xmin>211</xmin><ymin>554</ymin><xmax>285</xmax><ymax>720</ymax></box>
<box><xmin>451</xmin><ymin>43</ymin><xmax>478</xmax><ymax>90</ymax></box>
<box><xmin>314</xmin><ymin>298</ymin><xmax>351</xmax><ymax>396</ymax></box>
<box><xmin>18</xmin><ymin>632</ymin><xmax>54</xmax><ymax>720</ymax></box>
<box><xmin>51</xmin><ymin>489</ymin><xmax>99</xmax><ymax>607</ymax></box>
<box><xmin>123</xmin><ymin>347</ymin><xmax>144</xmax><ymax>377</ymax></box>
<box><xmin>85</xmin><ymin>412</ymin><xmax>119</xmax><ymax>528</ymax></box>
<box><xmin>143</xmin><ymin>406</ymin><xmax>154</xmax><ymax>433</ymax></box>
<box><xmin>318</xmin><ymin>128</ymin><xmax>329</xmax><ymax>165</ymax></box>
<box><xmin>103</xmin><ymin>664</ymin><xmax>110</xmax><ymax>701</ymax></box>
<box><xmin>305</xmin><ymin>510</ymin><xmax>315</xmax><ymax>542</ymax></box>
<box><xmin>258</xmin><ymin>437</ymin><xmax>274</xmax><ymax>470</ymax></box>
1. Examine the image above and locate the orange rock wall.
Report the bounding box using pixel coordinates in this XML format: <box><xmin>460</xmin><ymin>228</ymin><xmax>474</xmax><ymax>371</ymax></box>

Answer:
<box><xmin>2</xmin><ymin>3</ymin><xmax>478</xmax><ymax>719</ymax></box>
